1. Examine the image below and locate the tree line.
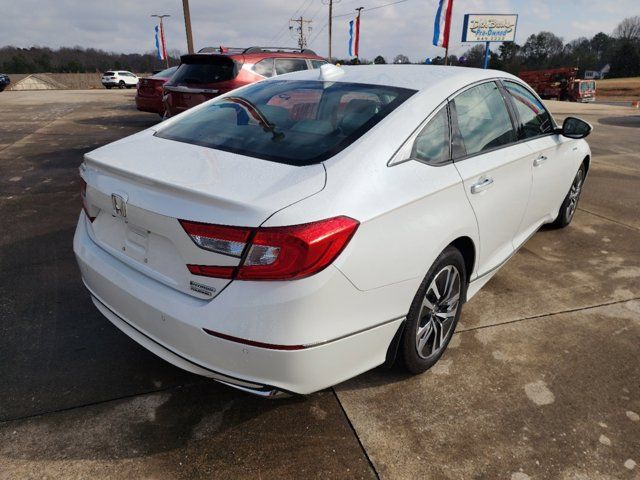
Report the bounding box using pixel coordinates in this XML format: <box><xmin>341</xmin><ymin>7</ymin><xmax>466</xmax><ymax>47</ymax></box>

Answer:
<box><xmin>343</xmin><ymin>15</ymin><xmax>640</xmax><ymax>78</ymax></box>
<box><xmin>2</xmin><ymin>16</ymin><xmax>639</xmax><ymax>77</ymax></box>
<box><xmin>0</xmin><ymin>46</ymin><xmax>180</xmax><ymax>74</ymax></box>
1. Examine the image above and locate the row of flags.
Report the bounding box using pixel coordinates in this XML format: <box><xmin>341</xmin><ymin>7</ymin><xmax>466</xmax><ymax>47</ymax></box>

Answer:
<box><xmin>345</xmin><ymin>0</ymin><xmax>453</xmax><ymax>58</ymax></box>
<box><xmin>152</xmin><ymin>1</ymin><xmax>454</xmax><ymax>60</ymax></box>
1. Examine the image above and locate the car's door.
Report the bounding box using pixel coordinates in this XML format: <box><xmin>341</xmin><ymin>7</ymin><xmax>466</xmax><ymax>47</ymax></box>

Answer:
<box><xmin>451</xmin><ymin>81</ymin><xmax>533</xmax><ymax>277</ymax></box>
<box><xmin>501</xmin><ymin>80</ymin><xmax>576</xmax><ymax>244</ymax></box>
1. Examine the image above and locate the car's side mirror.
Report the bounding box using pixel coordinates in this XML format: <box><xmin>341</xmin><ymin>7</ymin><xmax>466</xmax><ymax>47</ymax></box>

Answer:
<box><xmin>558</xmin><ymin>117</ymin><xmax>592</xmax><ymax>139</ymax></box>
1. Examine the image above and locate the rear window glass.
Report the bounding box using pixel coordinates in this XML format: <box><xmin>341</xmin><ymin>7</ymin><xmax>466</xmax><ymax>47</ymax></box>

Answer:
<box><xmin>105</xmin><ymin>71</ymin><xmax>115</xmax><ymax>76</ymax></box>
<box><xmin>156</xmin><ymin>80</ymin><xmax>416</xmax><ymax>166</ymax></box>
<box><xmin>172</xmin><ymin>57</ymin><xmax>237</xmax><ymax>84</ymax></box>
<box><xmin>275</xmin><ymin>59</ymin><xmax>308</xmax><ymax>75</ymax></box>
<box><xmin>154</xmin><ymin>66</ymin><xmax>178</xmax><ymax>79</ymax></box>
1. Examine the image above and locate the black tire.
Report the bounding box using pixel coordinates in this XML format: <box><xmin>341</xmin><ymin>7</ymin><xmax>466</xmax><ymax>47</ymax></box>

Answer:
<box><xmin>105</xmin><ymin>86</ymin><xmax>112</xmax><ymax>90</ymax></box>
<box><xmin>118</xmin><ymin>81</ymin><xmax>125</xmax><ymax>89</ymax></box>
<box><xmin>550</xmin><ymin>164</ymin><xmax>586</xmax><ymax>229</ymax></box>
<box><xmin>400</xmin><ymin>246</ymin><xmax>467</xmax><ymax>374</ymax></box>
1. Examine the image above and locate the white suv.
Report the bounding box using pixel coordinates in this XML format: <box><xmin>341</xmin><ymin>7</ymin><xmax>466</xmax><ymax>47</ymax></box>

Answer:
<box><xmin>101</xmin><ymin>71</ymin><xmax>139</xmax><ymax>89</ymax></box>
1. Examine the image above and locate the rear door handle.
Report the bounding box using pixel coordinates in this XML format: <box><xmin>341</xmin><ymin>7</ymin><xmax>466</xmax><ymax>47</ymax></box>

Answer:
<box><xmin>470</xmin><ymin>176</ymin><xmax>494</xmax><ymax>194</ymax></box>
<box><xmin>533</xmin><ymin>155</ymin><xmax>548</xmax><ymax>167</ymax></box>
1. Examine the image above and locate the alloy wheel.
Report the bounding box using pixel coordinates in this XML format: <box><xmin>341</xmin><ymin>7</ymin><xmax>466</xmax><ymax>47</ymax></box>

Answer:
<box><xmin>415</xmin><ymin>265</ymin><xmax>461</xmax><ymax>359</ymax></box>
<box><xmin>566</xmin><ymin>169</ymin><xmax>584</xmax><ymax>221</ymax></box>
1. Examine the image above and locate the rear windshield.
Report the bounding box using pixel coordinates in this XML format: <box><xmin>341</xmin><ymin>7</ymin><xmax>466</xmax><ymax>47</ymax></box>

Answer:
<box><xmin>156</xmin><ymin>80</ymin><xmax>416</xmax><ymax>165</ymax></box>
<box><xmin>153</xmin><ymin>66</ymin><xmax>178</xmax><ymax>79</ymax></box>
<box><xmin>171</xmin><ymin>56</ymin><xmax>237</xmax><ymax>84</ymax></box>
<box><xmin>104</xmin><ymin>71</ymin><xmax>115</xmax><ymax>76</ymax></box>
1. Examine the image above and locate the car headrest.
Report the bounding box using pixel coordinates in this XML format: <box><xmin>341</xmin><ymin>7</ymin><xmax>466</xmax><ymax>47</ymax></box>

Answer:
<box><xmin>339</xmin><ymin>99</ymin><xmax>379</xmax><ymax>135</ymax></box>
<box><xmin>290</xmin><ymin>120</ymin><xmax>334</xmax><ymax>135</ymax></box>
<box><xmin>259</xmin><ymin>104</ymin><xmax>291</xmax><ymax>127</ymax></box>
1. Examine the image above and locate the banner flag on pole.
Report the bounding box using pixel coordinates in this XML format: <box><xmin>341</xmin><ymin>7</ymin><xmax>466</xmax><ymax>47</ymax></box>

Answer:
<box><xmin>354</xmin><ymin>12</ymin><xmax>361</xmax><ymax>57</ymax></box>
<box><xmin>159</xmin><ymin>22</ymin><xmax>168</xmax><ymax>60</ymax></box>
<box><xmin>348</xmin><ymin>20</ymin><xmax>354</xmax><ymax>57</ymax></box>
<box><xmin>154</xmin><ymin>25</ymin><xmax>165</xmax><ymax>60</ymax></box>
<box><xmin>433</xmin><ymin>0</ymin><xmax>453</xmax><ymax>48</ymax></box>
<box><xmin>348</xmin><ymin>14</ymin><xmax>361</xmax><ymax>57</ymax></box>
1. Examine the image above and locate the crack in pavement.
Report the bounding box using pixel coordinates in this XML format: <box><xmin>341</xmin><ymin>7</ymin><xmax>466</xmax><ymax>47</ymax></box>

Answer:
<box><xmin>332</xmin><ymin>387</ymin><xmax>381</xmax><ymax>480</ymax></box>
<box><xmin>456</xmin><ymin>296</ymin><xmax>640</xmax><ymax>334</ymax></box>
<box><xmin>577</xmin><ymin>206</ymin><xmax>639</xmax><ymax>231</ymax></box>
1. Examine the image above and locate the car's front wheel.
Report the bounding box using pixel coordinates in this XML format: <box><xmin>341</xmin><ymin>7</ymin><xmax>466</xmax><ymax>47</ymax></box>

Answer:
<box><xmin>551</xmin><ymin>164</ymin><xmax>586</xmax><ymax>228</ymax></box>
<box><xmin>400</xmin><ymin>246</ymin><xmax>467</xmax><ymax>374</ymax></box>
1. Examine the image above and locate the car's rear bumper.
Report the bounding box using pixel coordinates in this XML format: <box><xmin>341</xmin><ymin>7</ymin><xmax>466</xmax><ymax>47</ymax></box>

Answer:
<box><xmin>73</xmin><ymin>213</ymin><xmax>404</xmax><ymax>395</ymax></box>
<box><xmin>135</xmin><ymin>95</ymin><xmax>163</xmax><ymax>114</ymax></box>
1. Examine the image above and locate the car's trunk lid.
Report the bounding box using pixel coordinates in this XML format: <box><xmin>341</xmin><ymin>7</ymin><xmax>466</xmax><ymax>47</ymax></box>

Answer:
<box><xmin>82</xmin><ymin>129</ymin><xmax>325</xmax><ymax>299</ymax></box>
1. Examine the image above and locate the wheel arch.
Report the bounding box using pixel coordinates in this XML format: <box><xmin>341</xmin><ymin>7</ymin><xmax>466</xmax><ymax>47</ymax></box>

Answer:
<box><xmin>582</xmin><ymin>154</ymin><xmax>590</xmax><ymax>175</ymax></box>
<box><xmin>449</xmin><ymin>236</ymin><xmax>476</xmax><ymax>284</ymax></box>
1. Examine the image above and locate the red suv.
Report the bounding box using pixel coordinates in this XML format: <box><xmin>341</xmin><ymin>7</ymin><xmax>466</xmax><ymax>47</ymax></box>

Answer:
<box><xmin>163</xmin><ymin>47</ymin><xmax>327</xmax><ymax>117</ymax></box>
<box><xmin>135</xmin><ymin>66</ymin><xmax>178</xmax><ymax>117</ymax></box>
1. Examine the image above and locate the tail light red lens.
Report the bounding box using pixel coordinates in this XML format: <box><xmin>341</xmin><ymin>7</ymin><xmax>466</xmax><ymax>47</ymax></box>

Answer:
<box><xmin>180</xmin><ymin>216</ymin><xmax>359</xmax><ymax>281</ymax></box>
<box><xmin>80</xmin><ymin>177</ymin><xmax>95</xmax><ymax>222</ymax></box>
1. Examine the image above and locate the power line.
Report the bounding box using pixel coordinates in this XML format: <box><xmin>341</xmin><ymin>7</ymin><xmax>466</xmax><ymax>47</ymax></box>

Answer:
<box><xmin>332</xmin><ymin>0</ymin><xmax>409</xmax><ymax>18</ymax></box>
<box><xmin>270</xmin><ymin>0</ymin><xmax>314</xmax><ymax>43</ymax></box>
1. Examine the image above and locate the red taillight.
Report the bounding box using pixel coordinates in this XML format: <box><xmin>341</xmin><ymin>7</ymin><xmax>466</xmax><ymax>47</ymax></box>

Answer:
<box><xmin>180</xmin><ymin>216</ymin><xmax>359</xmax><ymax>281</ymax></box>
<box><xmin>80</xmin><ymin>177</ymin><xmax>95</xmax><ymax>222</ymax></box>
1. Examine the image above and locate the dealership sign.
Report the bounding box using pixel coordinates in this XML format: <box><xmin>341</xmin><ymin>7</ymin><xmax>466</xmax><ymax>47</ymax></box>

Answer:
<box><xmin>461</xmin><ymin>14</ymin><xmax>518</xmax><ymax>42</ymax></box>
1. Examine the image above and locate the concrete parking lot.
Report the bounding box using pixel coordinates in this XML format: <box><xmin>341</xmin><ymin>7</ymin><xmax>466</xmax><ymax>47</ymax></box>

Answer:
<box><xmin>0</xmin><ymin>90</ymin><xmax>638</xmax><ymax>479</ymax></box>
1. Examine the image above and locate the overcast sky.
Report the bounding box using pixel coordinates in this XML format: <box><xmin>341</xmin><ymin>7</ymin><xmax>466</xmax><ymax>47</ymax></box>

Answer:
<box><xmin>1</xmin><ymin>0</ymin><xmax>638</xmax><ymax>61</ymax></box>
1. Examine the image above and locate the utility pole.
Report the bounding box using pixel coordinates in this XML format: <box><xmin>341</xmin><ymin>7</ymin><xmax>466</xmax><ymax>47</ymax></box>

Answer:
<box><xmin>324</xmin><ymin>0</ymin><xmax>341</xmax><ymax>61</ymax></box>
<box><xmin>151</xmin><ymin>14</ymin><xmax>170</xmax><ymax>68</ymax></box>
<box><xmin>182</xmin><ymin>0</ymin><xmax>195</xmax><ymax>54</ymax></box>
<box><xmin>289</xmin><ymin>16</ymin><xmax>312</xmax><ymax>50</ymax></box>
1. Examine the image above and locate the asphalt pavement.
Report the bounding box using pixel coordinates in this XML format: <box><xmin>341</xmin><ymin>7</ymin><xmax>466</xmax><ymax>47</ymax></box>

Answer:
<box><xmin>0</xmin><ymin>90</ymin><xmax>638</xmax><ymax>479</ymax></box>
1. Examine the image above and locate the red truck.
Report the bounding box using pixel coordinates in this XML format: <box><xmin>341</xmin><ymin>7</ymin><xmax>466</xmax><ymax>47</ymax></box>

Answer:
<box><xmin>518</xmin><ymin>67</ymin><xmax>596</xmax><ymax>102</ymax></box>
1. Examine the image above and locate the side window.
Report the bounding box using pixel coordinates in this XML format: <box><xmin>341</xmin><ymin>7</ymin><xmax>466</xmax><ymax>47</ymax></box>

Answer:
<box><xmin>311</xmin><ymin>60</ymin><xmax>328</xmax><ymax>69</ymax></box>
<box><xmin>411</xmin><ymin>106</ymin><xmax>450</xmax><ymax>165</ymax></box>
<box><xmin>253</xmin><ymin>58</ymin><xmax>274</xmax><ymax>78</ymax></box>
<box><xmin>275</xmin><ymin>58</ymin><xmax>308</xmax><ymax>75</ymax></box>
<box><xmin>451</xmin><ymin>82</ymin><xmax>516</xmax><ymax>157</ymax></box>
<box><xmin>503</xmin><ymin>81</ymin><xmax>553</xmax><ymax>139</ymax></box>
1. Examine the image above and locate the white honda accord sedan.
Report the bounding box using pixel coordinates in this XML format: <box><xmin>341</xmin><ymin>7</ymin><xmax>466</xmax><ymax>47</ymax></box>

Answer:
<box><xmin>74</xmin><ymin>64</ymin><xmax>592</xmax><ymax>396</ymax></box>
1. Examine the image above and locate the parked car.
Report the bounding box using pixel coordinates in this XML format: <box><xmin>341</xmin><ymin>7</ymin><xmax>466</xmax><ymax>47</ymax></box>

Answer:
<box><xmin>0</xmin><ymin>73</ymin><xmax>10</xmax><ymax>92</ymax></box>
<box><xmin>162</xmin><ymin>46</ymin><xmax>327</xmax><ymax>117</ymax></box>
<box><xmin>75</xmin><ymin>65</ymin><xmax>592</xmax><ymax>397</ymax></box>
<box><xmin>135</xmin><ymin>66</ymin><xmax>178</xmax><ymax>117</ymax></box>
<box><xmin>101</xmin><ymin>70</ymin><xmax>139</xmax><ymax>89</ymax></box>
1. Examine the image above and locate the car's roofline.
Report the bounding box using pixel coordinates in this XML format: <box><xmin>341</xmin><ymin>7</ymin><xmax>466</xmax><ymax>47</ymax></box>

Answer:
<box><xmin>263</xmin><ymin>64</ymin><xmax>521</xmax><ymax>94</ymax></box>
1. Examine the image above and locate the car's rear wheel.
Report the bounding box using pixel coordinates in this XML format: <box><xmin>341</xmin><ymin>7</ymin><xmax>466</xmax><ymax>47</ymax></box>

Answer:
<box><xmin>105</xmin><ymin>86</ymin><xmax>112</xmax><ymax>89</ymax></box>
<box><xmin>400</xmin><ymin>246</ymin><xmax>467</xmax><ymax>374</ymax></box>
<box><xmin>551</xmin><ymin>164</ymin><xmax>585</xmax><ymax>228</ymax></box>
<box><xmin>118</xmin><ymin>81</ymin><xmax>125</xmax><ymax>89</ymax></box>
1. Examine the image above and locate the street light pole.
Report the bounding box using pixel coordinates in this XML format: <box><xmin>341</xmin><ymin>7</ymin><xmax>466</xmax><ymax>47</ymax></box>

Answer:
<box><xmin>151</xmin><ymin>14</ymin><xmax>170</xmax><ymax>69</ymax></box>
<box><xmin>182</xmin><ymin>0</ymin><xmax>195</xmax><ymax>54</ymax></box>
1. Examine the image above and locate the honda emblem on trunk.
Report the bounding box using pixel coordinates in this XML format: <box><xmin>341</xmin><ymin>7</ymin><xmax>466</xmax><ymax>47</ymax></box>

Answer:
<box><xmin>111</xmin><ymin>193</ymin><xmax>127</xmax><ymax>218</ymax></box>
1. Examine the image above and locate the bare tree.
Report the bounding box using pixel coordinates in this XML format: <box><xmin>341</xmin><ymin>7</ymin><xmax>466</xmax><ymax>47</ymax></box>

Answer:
<box><xmin>613</xmin><ymin>16</ymin><xmax>640</xmax><ymax>40</ymax></box>
<box><xmin>393</xmin><ymin>54</ymin><xmax>410</xmax><ymax>64</ymax></box>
